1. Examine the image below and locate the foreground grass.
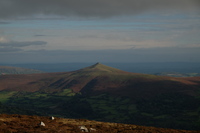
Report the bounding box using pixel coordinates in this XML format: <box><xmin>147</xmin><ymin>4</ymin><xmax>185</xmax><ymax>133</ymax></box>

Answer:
<box><xmin>0</xmin><ymin>114</ymin><xmax>199</xmax><ymax>133</ymax></box>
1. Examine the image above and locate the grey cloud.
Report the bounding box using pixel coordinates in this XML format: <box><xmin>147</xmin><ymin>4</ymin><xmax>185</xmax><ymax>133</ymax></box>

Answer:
<box><xmin>0</xmin><ymin>47</ymin><xmax>22</xmax><ymax>52</ymax></box>
<box><xmin>34</xmin><ymin>35</ymin><xmax>47</xmax><ymax>37</ymax></box>
<box><xmin>0</xmin><ymin>21</ymin><xmax>10</xmax><ymax>24</ymax></box>
<box><xmin>0</xmin><ymin>0</ymin><xmax>199</xmax><ymax>19</ymax></box>
<box><xmin>0</xmin><ymin>41</ymin><xmax>47</xmax><ymax>47</ymax></box>
<box><xmin>0</xmin><ymin>41</ymin><xmax>47</xmax><ymax>53</ymax></box>
<box><xmin>1</xmin><ymin>46</ymin><xmax>199</xmax><ymax>63</ymax></box>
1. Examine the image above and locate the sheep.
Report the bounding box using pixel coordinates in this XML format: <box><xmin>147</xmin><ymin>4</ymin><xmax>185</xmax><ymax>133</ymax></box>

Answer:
<box><xmin>39</xmin><ymin>121</ymin><xmax>45</xmax><ymax>126</ymax></box>
<box><xmin>79</xmin><ymin>125</ymin><xmax>89</xmax><ymax>132</ymax></box>
<box><xmin>50</xmin><ymin>116</ymin><xmax>55</xmax><ymax>120</ymax></box>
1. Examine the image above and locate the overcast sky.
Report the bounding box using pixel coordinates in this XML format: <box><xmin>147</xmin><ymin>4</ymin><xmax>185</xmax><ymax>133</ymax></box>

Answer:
<box><xmin>0</xmin><ymin>0</ymin><xmax>200</xmax><ymax>63</ymax></box>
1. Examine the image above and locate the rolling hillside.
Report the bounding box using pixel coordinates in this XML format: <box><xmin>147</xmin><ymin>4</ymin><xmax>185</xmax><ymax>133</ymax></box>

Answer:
<box><xmin>0</xmin><ymin>66</ymin><xmax>43</xmax><ymax>75</ymax></box>
<box><xmin>0</xmin><ymin>63</ymin><xmax>200</xmax><ymax>130</ymax></box>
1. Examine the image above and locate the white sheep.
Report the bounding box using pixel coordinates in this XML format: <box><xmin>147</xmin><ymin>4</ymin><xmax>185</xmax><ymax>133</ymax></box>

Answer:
<box><xmin>79</xmin><ymin>125</ymin><xmax>89</xmax><ymax>132</ymax></box>
<box><xmin>39</xmin><ymin>121</ymin><xmax>45</xmax><ymax>126</ymax></box>
<box><xmin>50</xmin><ymin>116</ymin><xmax>55</xmax><ymax>120</ymax></box>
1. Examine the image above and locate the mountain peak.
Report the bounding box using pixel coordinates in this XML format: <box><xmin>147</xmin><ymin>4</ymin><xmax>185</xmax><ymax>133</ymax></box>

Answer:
<box><xmin>79</xmin><ymin>63</ymin><xmax>126</xmax><ymax>73</ymax></box>
<box><xmin>90</xmin><ymin>62</ymin><xmax>104</xmax><ymax>68</ymax></box>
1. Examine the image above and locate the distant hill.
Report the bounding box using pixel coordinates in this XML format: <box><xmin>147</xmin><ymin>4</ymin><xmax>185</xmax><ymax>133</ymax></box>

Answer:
<box><xmin>0</xmin><ymin>66</ymin><xmax>43</xmax><ymax>75</ymax></box>
<box><xmin>154</xmin><ymin>72</ymin><xmax>200</xmax><ymax>77</ymax></box>
<box><xmin>0</xmin><ymin>63</ymin><xmax>200</xmax><ymax>130</ymax></box>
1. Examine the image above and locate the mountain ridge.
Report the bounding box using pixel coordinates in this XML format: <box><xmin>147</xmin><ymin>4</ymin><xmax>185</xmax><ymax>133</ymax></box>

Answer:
<box><xmin>0</xmin><ymin>63</ymin><xmax>200</xmax><ymax>96</ymax></box>
<box><xmin>0</xmin><ymin>63</ymin><xmax>200</xmax><ymax>130</ymax></box>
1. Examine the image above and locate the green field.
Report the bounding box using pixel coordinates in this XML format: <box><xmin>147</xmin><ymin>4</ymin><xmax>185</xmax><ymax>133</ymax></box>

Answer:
<box><xmin>0</xmin><ymin>91</ymin><xmax>17</xmax><ymax>103</ymax></box>
<box><xmin>0</xmin><ymin>89</ymin><xmax>200</xmax><ymax>130</ymax></box>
